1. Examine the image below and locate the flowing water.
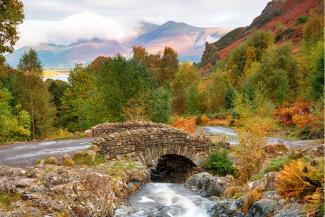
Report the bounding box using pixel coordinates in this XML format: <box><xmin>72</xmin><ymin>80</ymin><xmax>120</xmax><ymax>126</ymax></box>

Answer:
<box><xmin>114</xmin><ymin>183</ymin><xmax>215</xmax><ymax>217</ymax></box>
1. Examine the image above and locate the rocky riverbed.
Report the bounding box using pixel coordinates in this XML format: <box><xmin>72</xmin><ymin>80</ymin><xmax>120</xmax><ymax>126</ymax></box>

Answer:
<box><xmin>0</xmin><ymin>157</ymin><xmax>149</xmax><ymax>217</ymax></box>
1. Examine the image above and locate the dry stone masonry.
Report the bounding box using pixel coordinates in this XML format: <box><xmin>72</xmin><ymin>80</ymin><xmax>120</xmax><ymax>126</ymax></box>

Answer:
<box><xmin>92</xmin><ymin>121</ymin><xmax>214</xmax><ymax>166</ymax></box>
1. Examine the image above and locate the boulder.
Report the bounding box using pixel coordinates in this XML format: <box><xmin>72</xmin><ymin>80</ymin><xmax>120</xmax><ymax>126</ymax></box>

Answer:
<box><xmin>246</xmin><ymin>198</ymin><xmax>280</xmax><ymax>217</ymax></box>
<box><xmin>273</xmin><ymin>203</ymin><xmax>304</xmax><ymax>217</ymax></box>
<box><xmin>185</xmin><ymin>172</ymin><xmax>225</xmax><ymax>197</ymax></box>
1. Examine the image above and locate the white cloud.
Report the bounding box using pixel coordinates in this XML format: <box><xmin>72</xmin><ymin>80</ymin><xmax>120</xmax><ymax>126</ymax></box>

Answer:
<box><xmin>17</xmin><ymin>0</ymin><xmax>270</xmax><ymax>48</ymax></box>
<box><xmin>17</xmin><ymin>12</ymin><xmax>140</xmax><ymax>48</ymax></box>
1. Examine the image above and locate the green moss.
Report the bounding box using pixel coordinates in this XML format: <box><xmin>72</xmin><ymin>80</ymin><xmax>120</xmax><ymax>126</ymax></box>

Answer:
<box><xmin>0</xmin><ymin>192</ymin><xmax>21</xmax><ymax>210</ymax></box>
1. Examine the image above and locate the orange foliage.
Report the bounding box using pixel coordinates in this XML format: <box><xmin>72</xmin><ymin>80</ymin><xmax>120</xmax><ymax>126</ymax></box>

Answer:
<box><xmin>171</xmin><ymin>116</ymin><xmax>196</xmax><ymax>134</ymax></box>
<box><xmin>276</xmin><ymin>101</ymin><xmax>313</xmax><ymax>128</ymax></box>
<box><xmin>275</xmin><ymin>159</ymin><xmax>323</xmax><ymax>200</ymax></box>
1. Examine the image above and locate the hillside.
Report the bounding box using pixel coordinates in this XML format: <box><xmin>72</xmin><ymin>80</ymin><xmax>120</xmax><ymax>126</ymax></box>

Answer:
<box><xmin>5</xmin><ymin>21</ymin><xmax>229</xmax><ymax>68</ymax></box>
<box><xmin>199</xmin><ymin>0</ymin><xmax>322</xmax><ymax>70</ymax></box>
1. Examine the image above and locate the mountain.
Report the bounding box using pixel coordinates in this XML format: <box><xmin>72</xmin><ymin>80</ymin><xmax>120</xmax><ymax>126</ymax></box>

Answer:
<box><xmin>199</xmin><ymin>0</ymin><xmax>323</xmax><ymax>70</ymax></box>
<box><xmin>5</xmin><ymin>38</ymin><xmax>124</xmax><ymax>68</ymax></box>
<box><xmin>131</xmin><ymin>21</ymin><xmax>228</xmax><ymax>62</ymax></box>
<box><xmin>5</xmin><ymin>21</ymin><xmax>229</xmax><ymax>68</ymax></box>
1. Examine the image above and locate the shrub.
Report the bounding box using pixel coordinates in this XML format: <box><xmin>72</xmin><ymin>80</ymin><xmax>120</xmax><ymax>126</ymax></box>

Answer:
<box><xmin>296</xmin><ymin>16</ymin><xmax>308</xmax><ymax>24</ymax></box>
<box><xmin>275</xmin><ymin>159</ymin><xmax>323</xmax><ymax>200</ymax></box>
<box><xmin>203</xmin><ymin>149</ymin><xmax>236</xmax><ymax>176</ymax></box>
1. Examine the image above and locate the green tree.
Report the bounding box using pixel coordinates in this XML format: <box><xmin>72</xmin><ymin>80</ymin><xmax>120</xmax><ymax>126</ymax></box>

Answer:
<box><xmin>151</xmin><ymin>87</ymin><xmax>171</xmax><ymax>123</ymax></box>
<box><xmin>96</xmin><ymin>56</ymin><xmax>153</xmax><ymax>122</ymax></box>
<box><xmin>0</xmin><ymin>88</ymin><xmax>30</xmax><ymax>143</ymax></box>
<box><xmin>60</xmin><ymin>65</ymin><xmax>96</xmax><ymax>131</ymax></box>
<box><xmin>0</xmin><ymin>0</ymin><xmax>24</xmax><ymax>63</ymax></box>
<box><xmin>309</xmin><ymin>46</ymin><xmax>324</xmax><ymax>101</ymax></box>
<box><xmin>185</xmin><ymin>85</ymin><xmax>201</xmax><ymax>115</ymax></box>
<box><xmin>46</xmin><ymin>79</ymin><xmax>69</xmax><ymax>127</ymax></box>
<box><xmin>248</xmin><ymin>43</ymin><xmax>297</xmax><ymax>103</ymax></box>
<box><xmin>16</xmin><ymin>49</ymin><xmax>55</xmax><ymax>139</ymax></box>
<box><xmin>227</xmin><ymin>31</ymin><xmax>274</xmax><ymax>87</ymax></box>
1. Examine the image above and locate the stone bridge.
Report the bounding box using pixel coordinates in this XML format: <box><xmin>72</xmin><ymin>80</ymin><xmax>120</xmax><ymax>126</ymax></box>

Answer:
<box><xmin>91</xmin><ymin>121</ymin><xmax>214</xmax><ymax>167</ymax></box>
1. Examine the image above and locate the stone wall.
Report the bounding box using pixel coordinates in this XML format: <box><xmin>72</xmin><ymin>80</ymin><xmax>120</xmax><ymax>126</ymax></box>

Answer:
<box><xmin>92</xmin><ymin>121</ymin><xmax>214</xmax><ymax>166</ymax></box>
<box><xmin>91</xmin><ymin>121</ymin><xmax>170</xmax><ymax>137</ymax></box>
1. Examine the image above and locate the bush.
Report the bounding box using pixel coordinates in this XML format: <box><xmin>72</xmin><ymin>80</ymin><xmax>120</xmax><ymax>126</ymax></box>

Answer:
<box><xmin>203</xmin><ymin>149</ymin><xmax>236</xmax><ymax>176</ymax></box>
<box><xmin>296</xmin><ymin>16</ymin><xmax>308</xmax><ymax>24</ymax></box>
<box><xmin>275</xmin><ymin>159</ymin><xmax>323</xmax><ymax>200</ymax></box>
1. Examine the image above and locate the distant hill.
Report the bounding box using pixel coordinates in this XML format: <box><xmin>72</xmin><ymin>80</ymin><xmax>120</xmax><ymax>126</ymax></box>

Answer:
<box><xmin>199</xmin><ymin>0</ymin><xmax>322</xmax><ymax>71</ymax></box>
<box><xmin>5</xmin><ymin>21</ymin><xmax>229</xmax><ymax>68</ymax></box>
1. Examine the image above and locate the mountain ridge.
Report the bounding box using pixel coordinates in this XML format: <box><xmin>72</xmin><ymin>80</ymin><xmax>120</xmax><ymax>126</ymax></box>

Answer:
<box><xmin>6</xmin><ymin>21</ymin><xmax>229</xmax><ymax>67</ymax></box>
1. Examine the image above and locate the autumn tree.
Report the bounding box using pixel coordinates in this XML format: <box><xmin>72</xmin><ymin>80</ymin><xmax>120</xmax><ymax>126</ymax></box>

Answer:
<box><xmin>0</xmin><ymin>0</ymin><xmax>24</xmax><ymax>63</ymax></box>
<box><xmin>158</xmin><ymin>47</ymin><xmax>179</xmax><ymax>87</ymax></box>
<box><xmin>171</xmin><ymin>63</ymin><xmax>199</xmax><ymax>114</ymax></box>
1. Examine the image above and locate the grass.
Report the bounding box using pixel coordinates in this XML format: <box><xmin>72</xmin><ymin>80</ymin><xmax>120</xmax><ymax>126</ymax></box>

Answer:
<box><xmin>73</xmin><ymin>154</ymin><xmax>107</xmax><ymax>166</ymax></box>
<box><xmin>108</xmin><ymin>161</ymin><xmax>137</xmax><ymax>177</ymax></box>
<box><xmin>0</xmin><ymin>192</ymin><xmax>21</xmax><ymax>210</ymax></box>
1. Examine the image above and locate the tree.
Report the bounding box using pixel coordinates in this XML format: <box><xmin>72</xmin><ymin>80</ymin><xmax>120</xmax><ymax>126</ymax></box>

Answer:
<box><xmin>16</xmin><ymin>49</ymin><xmax>55</xmax><ymax>139</ymax></box>
<box><xmin>0</xmin><ymin>88</ymin><xmax>30</xmax><ymax>143</ymax></box>
<box><xmin>227</xmin><ymin>31</ymin><xmax>274</xmax><ymax>87</ymax></box>
<box><xmin>96</xmin><ymin>56</ymin><xmax>153</xmax><ymax>122</ymax></box>
<box><xmin>46</xmin><ymin>79</ymin><xmax>69</xmax><ymax>127</ymax></box>
<box><xmin>185</xmin><ymin>85</ymin><xmax>201</xmax><ymax>115</ymax></box>
<box><xmin>0</xmin><ymin>0</ymin><xmax>24</xmax><ymax>63</ymax></box>
<box><xmin>151</xmin><ymin>88</ymin><xmax>171</xmax><ymax>123</ymax></box>
<box><xmin>17</xmin><ymin>49</ymin><xmax>42</xmax><ymax>75</ymax></box>
<box><xmin>60</xmin><ymin>65</ymin><xmax>96</xmax><ymax>131</ymax></box>
<box><xmin>171</xmin><ymin>63</ymin><xmax>199</xmax><ymax>114</ymax></box>
<box><xmin>158</xmin><ymin>47</ymin><xmax>179</xmax><ymax>86</ymax></box>
<box><xmin>202</xmin><ymin>72</ymin><xmax>232</xmax><ymax>113</ymax></box>
<box><xmin>247</xmin><ymin>43</ymin><xmax>298</xmax><ymax>103</ymax></box>
<box><xmin>309</xmin><ymin>46</ymin><xmax>324</xmax><ymax>101</ymax></box>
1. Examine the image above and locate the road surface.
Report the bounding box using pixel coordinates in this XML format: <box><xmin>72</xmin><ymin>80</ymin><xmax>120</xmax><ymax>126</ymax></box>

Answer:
<box><xmin>0</xmin><ymin>137</ymin><xmax>95</xmax><ymax>166</ymax></box>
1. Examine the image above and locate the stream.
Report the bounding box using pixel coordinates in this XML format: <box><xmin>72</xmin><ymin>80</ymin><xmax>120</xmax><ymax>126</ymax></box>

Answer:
<box><xmin>114</xmin><ymin>126</ymin><xmax>321</xmax><ymax>217</ymax></box>
<box><xmin>114</xmin><ymin>183</ymin><xmax>215</xmax><ymax>217</ymax></box>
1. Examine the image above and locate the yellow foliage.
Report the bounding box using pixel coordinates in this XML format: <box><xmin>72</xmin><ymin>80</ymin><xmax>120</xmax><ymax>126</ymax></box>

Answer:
<box><xmin>242</xmin><ymin>188</ymin><xmax>263</xmax><ymax>213</ymax></box>
<box><xmin>275</xmin><ymin>159</ymin><xmax>324</xmax><ymax>200</ymax></box>
<box><xmin>233</xmin><ymin>91</ymin><xmax>277</xmax><ymax>182</ymax></box>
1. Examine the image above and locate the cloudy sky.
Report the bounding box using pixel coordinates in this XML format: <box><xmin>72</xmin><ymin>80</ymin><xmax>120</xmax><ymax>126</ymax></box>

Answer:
<box><xmin>17</xmin><ymin>0</ymin><xmax>270</xmax><ymax>48</ymax></box>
